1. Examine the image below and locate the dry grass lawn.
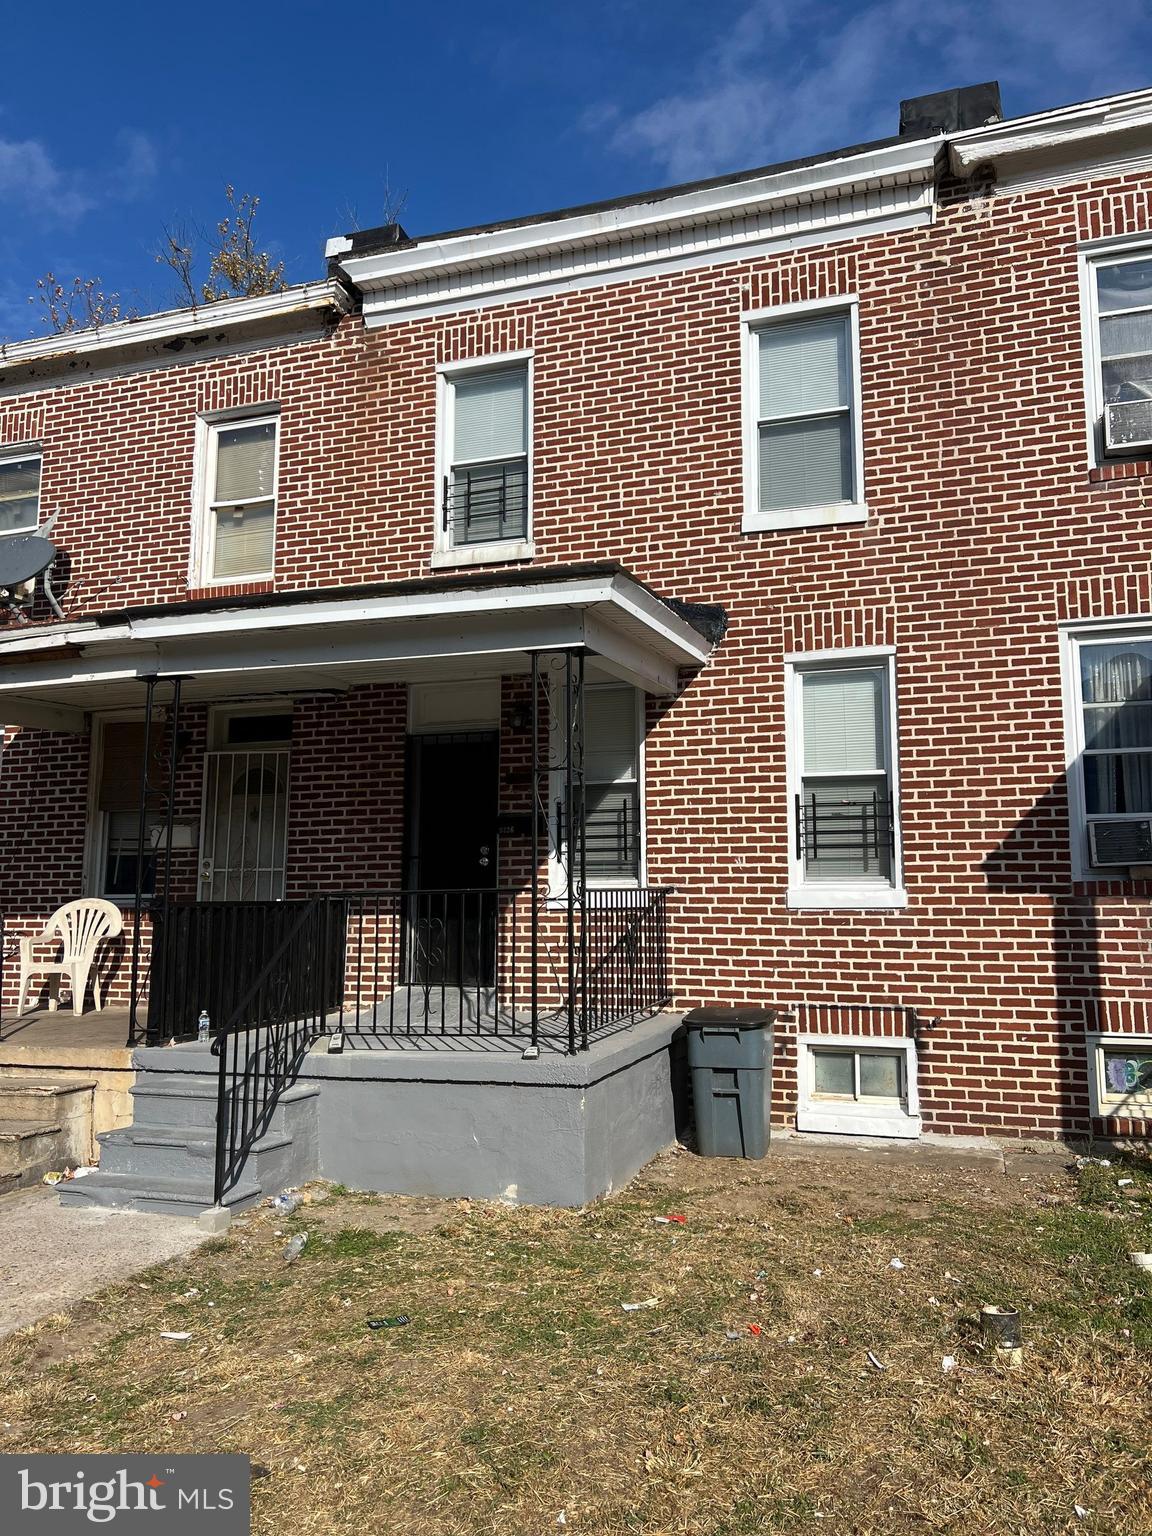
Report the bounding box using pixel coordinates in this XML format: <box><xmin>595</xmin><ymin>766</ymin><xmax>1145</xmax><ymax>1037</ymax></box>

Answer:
<box><xmin>2</xmin><ymin>1143</ymin><xmax>1151</xmax><ymax>1535</ymax></box>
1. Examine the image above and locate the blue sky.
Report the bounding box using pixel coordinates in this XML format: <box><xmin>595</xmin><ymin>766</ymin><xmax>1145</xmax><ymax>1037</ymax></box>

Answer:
<box><xmin>1</xmin><ymin>0</ymin><xmax>1149</xmax><ymax>340</ymax></box>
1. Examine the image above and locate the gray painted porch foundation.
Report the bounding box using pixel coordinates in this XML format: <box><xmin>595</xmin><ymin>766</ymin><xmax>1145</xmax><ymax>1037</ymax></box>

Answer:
<box><xmin>70</xmin><ymin>1014</ymin><xmax>687</xmax><ymax>1212</ymax></box>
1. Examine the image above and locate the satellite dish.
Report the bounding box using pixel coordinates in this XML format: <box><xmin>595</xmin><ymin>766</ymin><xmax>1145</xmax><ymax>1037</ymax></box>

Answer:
<box><xmin>0</xmin><ymin>535</ymin><xmax>57</xmax><ymax>596</ymax></box>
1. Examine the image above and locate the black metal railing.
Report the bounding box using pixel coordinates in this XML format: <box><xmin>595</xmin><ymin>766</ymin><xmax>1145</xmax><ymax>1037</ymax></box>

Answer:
<box><xmin>329</xmin><ymin>887</ymin><xmax>522</xmax><ymax>1037</ymax></box>
<box><xmin>206</xmin><ymin>884</ymin><xmax>673</xmax><ymax>1203</ymax></box>
<box><xmin>443</xmin><ymin>459</ymin><xmax>528</xmax><ymax>545</ymax></box>
<box><xmin>583</xmin><ymin>887</ymin><xmax>672</xmax><ymax>1029</ymax></box>
<box><xmin>211</xmin><ymin>897</ymin><xmax>340</xmax><ymax>1204</ymax></box>
<box><xmin>149</xmin><ymin>899</ymin><xmax>346</xmax><ymax>1044</ymax></box>
<box><xmin>795</xmin><ymin>792</ymin><xmax>895</xmax><ymax>869</ymax></box>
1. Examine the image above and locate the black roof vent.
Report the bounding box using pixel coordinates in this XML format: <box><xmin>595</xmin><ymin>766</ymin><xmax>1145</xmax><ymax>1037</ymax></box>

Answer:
<box><xmin>899</xmin><ymin>82</ymin><xmax>1002</xmax><ymax>137</ymax></box>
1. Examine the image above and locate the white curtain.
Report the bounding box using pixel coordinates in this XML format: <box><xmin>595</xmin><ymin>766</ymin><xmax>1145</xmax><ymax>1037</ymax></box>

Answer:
<box><xmin>1081</xmin><ymin>644</ymin><xmax>1152</xmax><ymax>813</ymax></box>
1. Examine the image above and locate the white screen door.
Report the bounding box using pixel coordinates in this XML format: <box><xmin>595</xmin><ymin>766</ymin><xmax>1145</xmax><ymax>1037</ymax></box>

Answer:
<box><xmin>199</xmin><ymin>750</ymin><xmax>289</xmax><ymax>900</ymax></box>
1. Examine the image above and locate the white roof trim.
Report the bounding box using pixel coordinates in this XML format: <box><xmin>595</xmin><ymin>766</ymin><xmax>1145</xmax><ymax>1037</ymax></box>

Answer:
<box><xmin>0</xmin><ymin>574</ymin><xmax>716</xmax><ymax>702</ymax></box>
<box><xmin>0</xmin><ymin>279</ymin><xmax>351</xmax><ymax>371</ymax></box>
<box><xmin>948</xmin><ymin>86</ymin><xmax>1152</xmax><ymax>174</ymax></box>
<box><xmin>336</xmin><ymin>138</ymin><xmax>946</xmax><ymax>305</ymax></box>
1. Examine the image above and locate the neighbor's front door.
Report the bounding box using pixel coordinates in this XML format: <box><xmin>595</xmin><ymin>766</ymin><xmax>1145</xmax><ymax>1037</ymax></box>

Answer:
<box><xmin>406</xmin><ymin>732</ymin><xmax>499</xmax><ymax>985</ymax></box>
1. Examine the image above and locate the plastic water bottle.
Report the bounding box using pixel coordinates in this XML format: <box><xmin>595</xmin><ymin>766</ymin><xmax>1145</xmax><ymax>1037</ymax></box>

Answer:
<box><xmin>283</xmin><ymin>1233</ymin><xmax>308</xmax><ymax>1263</ymax></box>
<box><xmin>197</xmin><ymin>1010</ymin><xmax>210</xmax><ymax>1043</ymax></box>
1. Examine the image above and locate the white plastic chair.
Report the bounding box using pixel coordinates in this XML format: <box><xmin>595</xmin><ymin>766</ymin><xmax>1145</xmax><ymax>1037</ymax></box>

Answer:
<box><xmin>16</xmin><ymin>900</ymin><xmax>124</xmax><ymax>1017</ymax></box>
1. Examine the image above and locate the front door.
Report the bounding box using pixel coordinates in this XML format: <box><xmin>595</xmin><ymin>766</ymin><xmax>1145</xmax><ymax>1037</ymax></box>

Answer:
<box><xmin>199</xmin><ymin>749</ymin><xmax>290</xmax><ymax>900</ymax></box>
<box><xmin>405</xmin><ymin>732</ymin><xmax>498</xmax><ymax>986</ymax></box>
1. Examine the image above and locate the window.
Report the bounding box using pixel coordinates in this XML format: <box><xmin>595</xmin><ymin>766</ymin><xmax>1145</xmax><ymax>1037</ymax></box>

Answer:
<box><xmin>786</xmin><ymin>655</ymin><xmax>904</xmax><ymax>908</ymax></box>
<box><xmin>92</xmin><ymin>721</ymin><xmax>165</xmax><ymax>901</ymax></box>
<box><xmin>199</xmin><ymin>415</ymin><xmax>278</xmax><ymax>582</ymax></box>
<box><xmin>797</xmin><ymin>1035</ymin><xmax>921</xmax><ymax>1138</ymax></box>
<box><xmin>1087</xmin><ymin>1033</ymin><xmax>1152</xmax><ymax>1121</ymax></box>
<box><xmin>581</xmin><ymin>686</ymin><xmax>642</xmax><ymax>883</ymax></box>
<box><xmin>550</xmin><ymin>681</ymin><xmax>643</xmax><ymax>892</ymax></box>
<box><xmin>438</xmin><ymin>360</ymin><xmax>531</xmax><ymax>562</ymax></box>
<box><xmin>1065</xmin><ymin>631</ymin><xmax>1152</xmax><ymax>875</ymax></box>
<box><xmin>743</xmin><ymin>302</ymin><xmax>865</xmax><ymax>533</ymax></box>
<box><xmin>0</xmin><ymin>449</ymin><xmax>41</xmax><ymax>536</ymax></box>
<box><xmin>1086</xmin><ymin>250</ymin><xmax>1152</xmax><ymax>457</ymax></box>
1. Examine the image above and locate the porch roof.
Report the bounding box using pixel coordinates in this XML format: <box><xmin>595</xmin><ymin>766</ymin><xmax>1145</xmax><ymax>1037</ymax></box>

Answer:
<box><xmin>0</xmin><ymin>564</ymin><xmax>724</xmax><ymax>732</ymax></box>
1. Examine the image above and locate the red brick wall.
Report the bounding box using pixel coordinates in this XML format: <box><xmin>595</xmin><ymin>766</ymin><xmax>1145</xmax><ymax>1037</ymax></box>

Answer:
<box><xmin>5</xmin><ymin>168</ymin><xmax>1152</xmax><ymax>1136</ymax></box>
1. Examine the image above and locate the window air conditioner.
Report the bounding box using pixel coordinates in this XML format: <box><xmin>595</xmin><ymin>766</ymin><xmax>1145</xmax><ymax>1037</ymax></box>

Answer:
<box><xmin>1088</xmin><ymin>817</ymin><xmax>1152</xmax><ymax>867</ymax></box>
<box><xmin>1104</xmin><ymin>399</ymin><xmax>1152</xmax><ymax>454</ymax></box>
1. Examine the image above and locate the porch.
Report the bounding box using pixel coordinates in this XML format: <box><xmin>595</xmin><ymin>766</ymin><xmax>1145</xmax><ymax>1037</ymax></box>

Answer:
<box><xmin>0</xmin><ymin>564</ymin><xmax>719</xmax><ymax>1209</ymax></box>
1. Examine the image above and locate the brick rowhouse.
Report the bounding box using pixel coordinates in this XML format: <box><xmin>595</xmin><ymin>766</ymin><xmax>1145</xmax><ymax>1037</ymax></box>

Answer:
<box><xmin>4</xmin><ymin>81</ymin><xmax>1152</xmax><ymax>1142</ymax></box>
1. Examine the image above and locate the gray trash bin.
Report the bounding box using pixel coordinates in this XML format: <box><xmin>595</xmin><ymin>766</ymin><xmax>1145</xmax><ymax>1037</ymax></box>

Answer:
<box><xmin>684</xmin><ymin>1007</ymin><xmax>775</xmax><ymax>1158</ymax></box>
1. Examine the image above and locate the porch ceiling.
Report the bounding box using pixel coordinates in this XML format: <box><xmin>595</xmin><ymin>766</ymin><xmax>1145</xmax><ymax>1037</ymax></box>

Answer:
<box><xmin>0</xmin><ymin>567</ymin><xmax>720</xmax><ymax>731</ymax></box>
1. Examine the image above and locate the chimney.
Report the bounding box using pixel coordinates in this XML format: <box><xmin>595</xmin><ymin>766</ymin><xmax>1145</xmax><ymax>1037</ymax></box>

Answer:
<box><xmin>899</xmin><ymin>82</ymin><xmax>1002</xmax><ymax>138</ymax></box>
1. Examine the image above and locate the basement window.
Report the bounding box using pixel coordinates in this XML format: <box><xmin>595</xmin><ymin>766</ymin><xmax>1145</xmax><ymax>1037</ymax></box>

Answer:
<box><xmin>796</xmin><ymin>1034</ymin><xmax>921</xmax><ymax>1138</ymax></box>
<box><xmin>1087</xmin><ymin>1032</ymin><xmax>1152</xmax><ymax>1121</ymax></box>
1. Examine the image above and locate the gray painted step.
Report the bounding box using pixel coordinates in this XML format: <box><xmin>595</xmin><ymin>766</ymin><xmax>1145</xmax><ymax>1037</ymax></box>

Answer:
<box><xmin>60</xmin><ymin>1070</ymin><xmax>320</xmax><ymax>1216</ymax></box>
<box><xmin>60</xmin><ymin>1169</ymin><xmax>262</xmax><ymax>1216</ymax></box>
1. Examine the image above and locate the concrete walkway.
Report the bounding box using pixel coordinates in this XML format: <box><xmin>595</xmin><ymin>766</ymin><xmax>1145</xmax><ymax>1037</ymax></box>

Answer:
<box><xmin>0</xmin><ymin>1186</ymin><xmax>207</xmax><ymax>1337</ymax></box>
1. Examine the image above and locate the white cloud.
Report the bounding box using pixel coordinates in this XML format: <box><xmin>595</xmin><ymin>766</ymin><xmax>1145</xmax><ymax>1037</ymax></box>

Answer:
<box><xmin>603</xmin><ymin>0</ymin><xmax>1152</xmax><ymax>182</ymax></box>
<box><xmin>0</xmin><ymin>126</ymin><xmax>159</xmax><ymax>227</ymax></box>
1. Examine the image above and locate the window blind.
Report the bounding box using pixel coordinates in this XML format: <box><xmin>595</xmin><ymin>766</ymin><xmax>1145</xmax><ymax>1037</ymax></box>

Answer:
<box><xmin>98</xmin><ymin>722</ymin><xmax>164</xmax><ymax>813</ymax></box>
<box><xmin>758</xmin><ymin>316</ymin><xmax>848</xmax><ymax>419</ymax></box>
<box><xmin>760</xmin><ymin>416</ymin><xmax>851</xmax><ymax>511</ymax></box>
<box><xmin>0</xmin><ymin>456</ymin><xmax>40</xmax><ymax>533</ymax></box>
<box><xmin>584</xmin><ymin>688</ymin><xmax>638</xmax><ymax>783</ymax></box>
<box><xmin>802</xmin><ymin>669</ymin><xmax>884</xmax><ymax>775</ymax></box>
<box><xmin>453</xmin><ymin>370</ymin><xmax>527</xmax><ymax>463</ymax></box>
<box><xmin>212</xmin><ymin>502</ymin><xmax>275</xmax><ymax>580</ymax></box>
<box><xmin>214</xmin><ymin>422</ymin><xmax>276</xmax><ymax>503</ymax></box>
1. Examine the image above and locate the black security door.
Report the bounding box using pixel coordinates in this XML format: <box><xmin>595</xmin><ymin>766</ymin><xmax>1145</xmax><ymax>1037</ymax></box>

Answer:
<box><xmin>405</xmin><ymin>732</ymin><xmax>499</xmax><ymax>985</ymax></box>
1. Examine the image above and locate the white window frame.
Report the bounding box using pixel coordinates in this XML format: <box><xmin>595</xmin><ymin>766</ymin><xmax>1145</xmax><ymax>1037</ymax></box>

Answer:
<box><xmin>1059</xmin><ymin>618</ymin><xmax>1152</xmax><ymax>880</ymax></box>
<box><xmin>784</xmin><ymin>646</ymin><xmax>906</xmax><ymax>909</ymax></box>
<box><xmin>797</xmin><ymin>1032</ymin><xmax>922</xmax><ymax>1138</ymax></box>
<box><xmin>433</xmin><ymin>351</ymin><xmax>535</xmax><ymax>570</ymax></box>
<box><xmin>1079</xmin><ymin>237</ymin><xmax>1152</xmax><ymax>466</ymax></box>
<box><xmin>83</xmin><ymin>712</ymin><xmax>166</xmax><ymax>905</ymax></box>
<box><xmin>0</xmin><ymin>445</ymin><xmax>43</xmax><ymax>539</ymax></box>
<box><xmin>547</xmin><ymin>679</ymin><xmax>646</xmax><ymax>899</ymax></box>
<box><xmin>191</xmin><ymin>409</ymin><xmax>280</xmax><ymax>586</ymax></box>
<box><xmin>1087</xmin><ymin>1030</ymin><xmax>1152</xmax><ymax>1121</ymax></box>
<box><xmin>741</xmin><ymin>295</ymin><xmax>867</xmax><ymax>534</ymax></box>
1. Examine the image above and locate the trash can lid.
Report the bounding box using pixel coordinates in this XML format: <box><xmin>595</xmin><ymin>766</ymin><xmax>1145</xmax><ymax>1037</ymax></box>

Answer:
<box><xmin>683</xmin><ymin>1006</ymin><xmax>776</xmax><ymax>1029</ymax></box>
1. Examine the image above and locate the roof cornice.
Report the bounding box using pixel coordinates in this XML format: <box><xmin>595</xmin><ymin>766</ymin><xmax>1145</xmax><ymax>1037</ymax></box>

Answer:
<box><xmin>336</xmin><ymin>137</ymin><xmax>942</xmax><ymax>323</ymax></box>
<box><xmin>948</xmin><ymin>86</ymin><xmax>1152</xmax><ymax>180</ymax></box>
<box><xmin>0</xmin><ymin>278</ymin><xmax>351</xmax><ymax>376</ymax></box>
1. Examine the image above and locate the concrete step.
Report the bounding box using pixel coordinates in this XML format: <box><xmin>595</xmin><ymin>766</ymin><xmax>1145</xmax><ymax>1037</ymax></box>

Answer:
<box><xmin>59</xmin><ymin>1169</ymin><xmax>263</xmax><ymax>1216</ymax></box>
<box><xmin>0</xmin><ymin>1076</ymin><xmax>96</xmax><ymax>1185</ymax></box>
<box><xmin>128</xmin><ymin>1077</ymin><xmax>313</xmax><ymax>1137</ymax></box>
<box><xmin>0</xmin><ymin>1076</ymin><xmax>97</xmax><ymax>1120</ymax></box>
<box><xmin>96</xmin><ymin>1123</ymin><xmax>292</xmax><ymax>1180</ymax></box>
<box><xmin>0</xmin><ymin>1116</ymin><xmax>66</xmax><ymax>1194</ymax></box>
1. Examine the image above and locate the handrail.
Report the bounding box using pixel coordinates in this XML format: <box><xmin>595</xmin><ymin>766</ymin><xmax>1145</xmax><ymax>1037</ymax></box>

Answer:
<box><xmin>210</xmin><ymin>899</ymin><xmax>323</xmax><ymax>1054</ymax></box>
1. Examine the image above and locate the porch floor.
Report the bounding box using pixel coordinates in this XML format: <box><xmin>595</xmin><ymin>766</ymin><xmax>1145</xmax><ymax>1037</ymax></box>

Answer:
<box><xmin>340</xmin><ymin>986</ymin><xmax>647</xmax><ymax>1053</ymax></box>
<box><xmin>0</xmin><ymin>1006</ymin><xmax>135</xmax><ymax>1069</ymax></box>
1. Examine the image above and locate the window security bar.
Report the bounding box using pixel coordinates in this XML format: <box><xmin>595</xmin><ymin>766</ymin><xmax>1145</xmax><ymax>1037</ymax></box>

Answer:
<box><xmin>442</xmin><ymin>459</ymin><xmax>528</xmax><ymax>542</ymax></box>
<box><xmin>795</xmin><ymin>792</ymin><xmax>895</xmax><ymax>863</ymax></box>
